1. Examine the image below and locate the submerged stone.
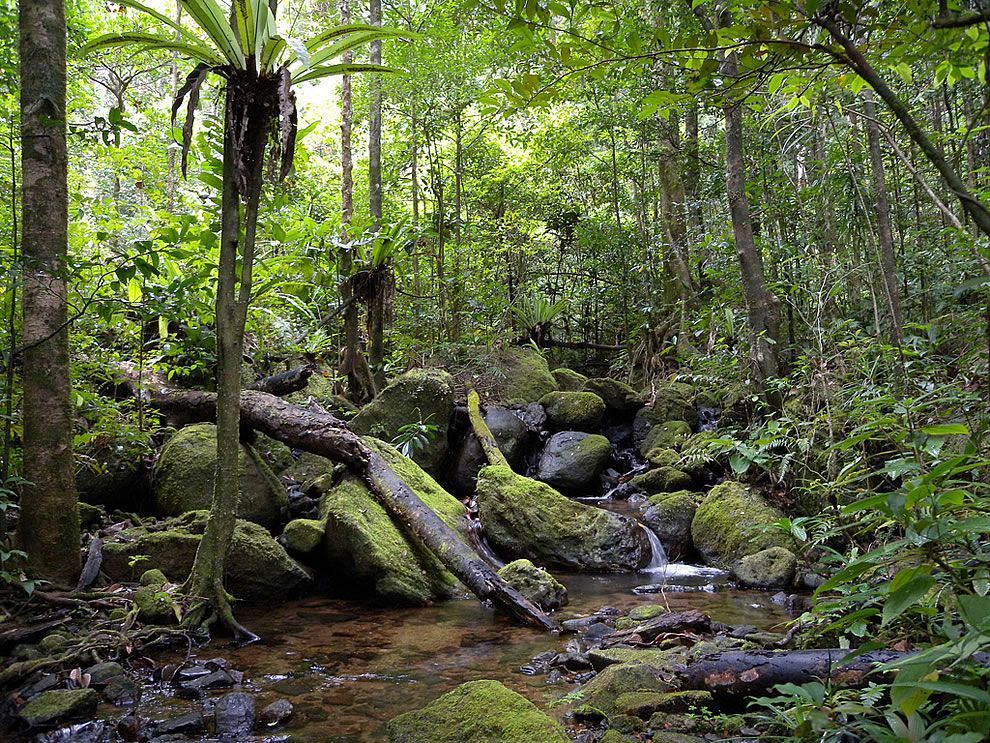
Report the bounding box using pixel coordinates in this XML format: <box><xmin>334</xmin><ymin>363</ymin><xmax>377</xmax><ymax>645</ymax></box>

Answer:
<box><xmin>496</xmin><ymin>559</ymin><xmax>568</xmax><ymax>611</ymax></box>
<box><xmin>537</xmin><ymin>431</ymin><xmax>611</xmax><ymax>494</ymax></box>
<box><xmin>152</xmin><ymin>423</ymin><xmax>288</xmax><ymax>528</ymax></box>
<box><xmin>476</xmin><ymin>465</ymin><xmax>646</xmax><ymax>571</ymax></box>
<box><xmin>385</xmin><ymin>679</ymin><xmax>568</xmax><ymax>743</ymax></box>
<box><xmin>691</xmin><ymin>481</ymin><xmax>788</xmax><ymax>567</ymax></box>
<box><xmin>350</xmin><ymin>368</ymin><xmax>455</xmax><ymax>473</ymax></box>
<box><xmin>539</xmin><ymin>391</ymin><xmax>606</xmax><ymax>432</ymax></box>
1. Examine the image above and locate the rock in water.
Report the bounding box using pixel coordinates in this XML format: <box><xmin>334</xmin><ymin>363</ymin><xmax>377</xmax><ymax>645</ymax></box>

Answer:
<box><xmin>490</xmin><ymin>347</ymin><xmax>558</xmax><ymax>404</ymax></box>
<box><xmin>17</xmin><ymin>689</ymin><xmax>100</xmax><ymax>728</ymax></box>
<box><xmin>539</xmin><ymin>391</ymin><xmax>606</xmax><ymax>432</ymax></box>
<box><xmin>476</xmin><ymin>465</ymin><xmax>646</xmax><ymax>571</ymax></box>
<box><xmin>691</xmin><ymin>481</ymin><xmax>788</xmax><ymax>567</ymax></box>
<box><xmin>314</xmin><ymin>437</ymin><xmax>468</xmax><ymax>605</ymax></box>
<box><xmin>552</xmin><ymin>367</ymin><xmax>588</xmax><ymax>391</ymax></box>
<box><xmin>583</xmin><ymin>377</ymin><xmax>644</xmax><ymax>413</ymax></box>
<box><xmin>385</xmin><ymin>680</ymin><xmax>568</xmax><ymax>743</ymax></box>
<box><xmin>102</xmin><ymin>511</ymin><xmax>312</xmax><ymax>602</ymax></box>
<box><xmin>350</xmin><ymin>368</ymin><xmax>455</xmax><ymax>473</ymax></box>
<box><xmin>639</xmin><ymin>491</ymin><xmax>698</xmax><ymax>562</ymax></box>
<box><xmin>537</xmin><ymin>431</ymin><xmax>611</xmax><ymax>495</ymax></box>
<box><xmin>497</xmin><ymin>559</ymin><xmax>568</xmax><ymax>610</ymax></box>
<box><xmin>732</xmin><ymin>546</ymin><xmax>797</xmax><ymax>589</ymax></box>
<box><xmin>152</xmin><ymin>423</ymin><xmax>288</xmax><ymax>528</ymax></box>
<box><xmin>214</xmin><ymin>692</ymin><xmax>255</xmax><ymax>737</ymax></box>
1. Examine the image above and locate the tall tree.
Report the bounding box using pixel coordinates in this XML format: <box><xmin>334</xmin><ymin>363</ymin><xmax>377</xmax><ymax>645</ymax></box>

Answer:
<box><xmin>17</xmin><ymin>0</ymin><xmax>80</xmax><ymax>584</ymax></box>
<box><xmin>368</xmin><ymin>0</ymin><xmax>387</xmax><ymax>388</ymax></box>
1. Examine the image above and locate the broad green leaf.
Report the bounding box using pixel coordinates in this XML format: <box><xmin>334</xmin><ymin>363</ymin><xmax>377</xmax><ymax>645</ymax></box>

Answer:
<box><xmin>179</xmin><ymin>0</ymin><xmax>246</xmax><ymax>68</ymax></box>
<box><xmin>882</xmin><ymin>572</ymin><xmax>935</xmax><ymax>625</ymax></box>
<box><xmin>958</xmin><ymin>594</ymin><xmax>990</xmax><ymax>630</ymax></box>
<box><xmin>920</xmin><ymin>423</ymin><xmax>969</xmax><ymax>436</ymax></box>
<box><xmin>127</xmin><ymin>278</ymin><xmax>143</xmax><ymax>304</ymax></box>
<box><xmin>82</xmin><ymin>32</ymin><xmax>224</xmax><ymax>66</ymax></box>
<box><xmin>110</xmin><ymin>0</ymin><xmax>208</xmax><ymax>48</ymax></box>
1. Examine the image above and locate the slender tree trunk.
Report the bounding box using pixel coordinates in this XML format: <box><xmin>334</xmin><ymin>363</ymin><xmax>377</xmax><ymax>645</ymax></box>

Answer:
<box><xmin>722</xmin><ymin>53</ymin><xmax>783</xmax><ymax>398</ymax></box>
<box><xmin>410</xmin><ymin>99</ymin><xmax>421</xmax><ymax>296</ymax></box>
<box><xmin>368</xmin><ymin>0</ymin><xmax>386</xmax><ymax>389</ymax></box>
<box><xmin>862</xmin><ymin>91</ymin><xmax>903</xmax><ymax>344</ymax></box>
<box><xmin>17</xmin><ymin>0</ymin><xmax>79</xmax><ymax>585</ymax></box>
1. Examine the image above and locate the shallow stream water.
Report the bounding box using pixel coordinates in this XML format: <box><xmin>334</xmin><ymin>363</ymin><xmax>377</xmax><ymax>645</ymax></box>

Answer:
<box><xmin>132</xmin><ymin>568</ymin><xmax>796</xmax><ymax>742</ymax></box>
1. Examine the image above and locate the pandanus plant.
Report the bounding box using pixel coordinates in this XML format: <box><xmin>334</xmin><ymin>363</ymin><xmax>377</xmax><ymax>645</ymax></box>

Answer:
<box><xmin>86</xmin><ymin>0</ymin><xmax>404</xmax><ymax>636</ymax></box>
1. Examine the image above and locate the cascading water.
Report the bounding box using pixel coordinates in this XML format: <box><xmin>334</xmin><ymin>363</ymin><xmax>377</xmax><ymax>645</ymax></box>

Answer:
<box><xmin>640</xmin><ymin>526</ymin><xmax>668</xmax><ymax>570</ymax></box>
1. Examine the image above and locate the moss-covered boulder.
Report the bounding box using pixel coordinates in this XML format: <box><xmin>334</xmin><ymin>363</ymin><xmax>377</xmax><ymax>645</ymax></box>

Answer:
<box><xmin>102</xmin><ymin>511</ymin><xmax>312</xmax><ymax>602</ymax></box>
<box><xmin>691</xmin><ymin>482</ymin><xmax>788</xmax><ymax>567</ymax></box>
<box><xmin>476</xmin><ymin>465</ymin><xmax>646</xmax><ymax>571</ymax></box>
<box><xmin>448</xmin><ymin>406</ymin><xmax>532</xmax><ymax>496</ymax></box>
<box><xmin>645</xmin><ymin>447</ymin><xmax>680</xmax><ymax>468</ymax></box>
<box><xmin>491</xmin><ymin>347</ymin><xmax>558</xmax><ymax>404</ymax></box>
<box><xmin>634</xmin><ymin>383</ymin><xmax>697</xmax><ymax>444</ymax></box>
<box><xmin>571</xmin><ymin>662</ymin><xmax>672</xmax><ymax>719</ymax></box>
<box><xmin>552</xmin><ymin>367</ymin><xmax>588</xmax><ymax>391</ymax></box>
<box><xmin>134</xmin><ymin>584</ymin><xmax>178</xmax><ymax>625</ymax></box>
<box><xmin>350</xmin><ymin>369</ymin><xmax>455</xmax><ymax>473</ymax></box>
<box><xmin>253</xmin><ymin>433</ymin><xmax>295</xmax><ymax>474</ymax></box>
<box><xmin>152</xmin><ymin>423</ymin><xmax>288</xmax><ymax>528</ymax></box>
<box><xmin>584</xmin><ymin>377</ymin><xmax>644</xmax><ymax>413</ymax></box>
<box><xmin>639</xmin><ymin>420</ymin><xmax>692</xmax><ymax>455</ymax></box>
<box><xmin>386</xmin><ymin>680</ymin><xmax>568</xmax><ymax>743</ymax></box>
<box><xmin>536</xmin><ymin>431</ymin><xmax>611</xmax><ymax>495</ymax></box>
<box><xmin>539</xmin><ymin>391</ymin><xmax>606</xmax><ymax>432</ymax></box>
<box><xmin>732</xmin><ymin>546</ymin><xmax>797</xmax><ymax>589</ymax></box>
<box><xmin>17</xmin><ymin>689</ymin><xmax>100</xmax><ymax>728</ymax></box>
<box><xmin>281</xmin><ymin>518</ymin><xmax>325</xmax><ymax>559</ymax></box>
<box><xmin>640</xmin><ymin>491</ymin><xmax>698</xmax><ymax>562</ymax></box>
<box><xmin>314</xmin><ymin>437</ymin><xmax>468</xmax><ymax>605</ymax></box>
<box><xmin>496</xmin><ymin>559</ymin><xmax>568</xmax><ymax>611</ymax></box>
<box><xmin>631</xmin><ymin>466</ymin><xmax>692</xmax><ymax>494</ymax></box>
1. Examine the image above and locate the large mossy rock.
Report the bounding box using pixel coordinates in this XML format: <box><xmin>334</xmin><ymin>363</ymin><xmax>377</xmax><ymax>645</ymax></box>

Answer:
<box><xmin>476</xmin><ymin>465</ymin><xmax>646</xmax><ymax>571</ymax></box>
<box><xmin>17</xmin><ymin>689</ymin><xmax>101</xmax><ymax>728</ymax></box>
<box><xmin>102</xmin><ymin>511</ymin><xmax>312</xmax><ymax>602</ymax></box>
<box><xmin>731</xmin><ymin>546</ymin><xmax>797</xmax><ymax>589</ymax></box>
<box><xmin>639</xmin><ymin>491</ymin><xmax>698</xmax><ymax>562</ymax></box>
<box><xmin>491</xmin><ymin>347</ymin><xmax>558</xmax><ymax>404</ymax></box>
<box><xmin>152</xmin><ymin>423</ymin><xmax>288</xmax><ymax>528</ymax></box>
<box><xmin>496</xmin><ymin>558</ymin><xmax>568</xmax><ymax>611</ymax></box>
<box><xmin>386</xmin><ymin>680</ymin><xmax>568</xmax><ymax>743</ymax></box>
<box><xmin>634</xmin><ymin>383</ymin><xmax>697</xmax><ymax>444</ymax></box>
<box><xmin>350</xmin><ymin>368</ymin><xmax>455</xmax><ymax>472</ymax></box>
<box><xmin>639</xmin><ymin>421</ymin><xmax>692</xmax><ymax>455</ymax></box>
<box><xmin>691</xmin><ymin>482</ymin><xmax>788</xmax><ymax>567</ymax></box>
<box><xmin>449</xmin><ymin>406</ymin><xmax>532</xmax><ymax>496</ymax></box>
<box><xmin>631</xmin><ymin>466</ymin><xmax>692</xmax><ymax>494</ymax></box>
<box><xmin>584</xmin><ymin>378</ymin><xmax>644</xmax><ymax>414</ymax></box>
<box><xmin>315</xmin><ymin>437</ymin><xmax>468</xmax><ymax>605</ymax></box>
<box><xmin>537</xmin><ymin>431</ymin><xmax>611</xmax><ymax>495</ymax></box>
<box><xmin>552</xmin><ymin>367</ymin><xmax>588</xmax><ymax>392</ymax></box>
<box><xmin>539</xmin><ymin>391</ymin><xmax>606</xmax><ymax>432</ymax></box>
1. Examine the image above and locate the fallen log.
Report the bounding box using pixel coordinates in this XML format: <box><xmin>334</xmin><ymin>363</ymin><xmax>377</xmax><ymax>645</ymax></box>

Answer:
<box><xmin>602</xmin><ymin>609</ymin><xmax>712</xmax><ymax>647</ymax></box>
<box><xmin>117</xmin><ymin>366</ymin><xmax>559</xmax><ymax>633</ymax></box>
<box><xmin>246</xmin><ymin>365</ymin><xmax>314</xmax><ymax>395</ymax></box>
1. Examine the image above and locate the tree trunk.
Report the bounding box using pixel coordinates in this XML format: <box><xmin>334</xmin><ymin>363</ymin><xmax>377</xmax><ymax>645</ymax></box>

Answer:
<box><xmin>17</xmin><ymin>0</ymin><xmax>80</xmax><ymax>585</ymax></box>
<box><xmin>722</xmin><ymin>53</ymin><xmax>783</xmax><ymax>399</ymax></box>
<box><xmin>368</xmin><ymin>0</ymin><xmax>386</xmax><ymax>389</ymax></box>
<box><xmin>862</xmin><ymin>91</ymin><xmax>903</xmax><ymax>344</ymax></box>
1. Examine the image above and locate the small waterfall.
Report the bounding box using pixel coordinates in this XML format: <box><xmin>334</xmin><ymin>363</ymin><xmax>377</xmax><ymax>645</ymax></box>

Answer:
<box><xmin>640</xmin><ymin>526</ymin><xmax>668</xmax><ymax>571</ymax></box>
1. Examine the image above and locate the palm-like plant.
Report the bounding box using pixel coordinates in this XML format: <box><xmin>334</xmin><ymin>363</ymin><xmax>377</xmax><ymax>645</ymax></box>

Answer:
<box><xmin>86</xmin><ymin>0</ymin><xmax>404</xmax><ymax>637</ymax></box>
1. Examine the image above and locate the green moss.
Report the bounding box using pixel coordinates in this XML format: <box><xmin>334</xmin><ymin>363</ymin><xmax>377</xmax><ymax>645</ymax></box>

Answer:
<box><xmin>551</xmin><ymin>367</ymin><xmax>588</xmax><ymax>391</ymax></box>
<box><xmin>253</xmin><ymin>433</ymin><xmax>295</xmax><ymax>474</ymax></box>
<box><xmin>691</xmin><ymin>482</ymin><xmax>788</xmax><ymax>567</ymax></box>
<box><xmin>152</xmin><ymin>423</ymin><xmax>288</xmax><ymax>527</ymax></box>
<box><xmin>631</xmin><ymin>466</ymin><xmax>692</xmax><ymax>494</ymax></box>
<box><xmin>617</xmin><ymin>690</ymin><xmax>712</xmax><ymax>718</ymax></box>
<box><xmin>78</xmin><ymin>502</ymin><xmax>104</xmax><ymax>528</ymax></box>
<box><xmin>491</xmin><ymin>347</ymin><xmax>558</xmax><ymax>404</ymax></box>
<box><xmin>350</xmin><ymin>368</ymin><xmax>455</xmax><ymax>472</ymax></box>
<box><xmin>476</xmin><ymin>465</ymin><xmax>644</xmax><ymax>571</ymax></box>
<box><xmin>496</xmin><ymin>559</ymin><xmax>568</xmax><ymax>611</ymax></box>
<box><xmin>17</xmin><ymin>689</ymin><xmax>100</xmax><ymax>727</ymax></box>
<box><xmin>629</xmin><ymin>604</ymin><xmax>666</xmax><ymax>621</ymax></box>
<box><xmin>587</xmin><ymin>647</ymin><xmax>687</xmax><ymax>672</ymax></box>
<box><xmin>600</xmin><ymin>731</ymin><xmax>638</xmax><ymax>743</ymax></box>
<box><xmin>732</xmin><ymin>546</ymin><xmax>797</xmax><ymax>589</ymax></box>
<box><xmin>583</xmin><ymin>377</ymin><xmax>643</xmax><ymax>413</ymax></box>
<box><xmin>538</xmin><ymin>391</ymin><xmax>606</xmax><ymax>432</ymax></box>
<box><xmin>640</xmin><ymin>420</ymin><xmax>692</xmax><ymax>454</ymax></box>
<box><xmin>139</xmin><ymin>568</ymin><xmax>167</xmax><ymax>587</ymax></box>
<box><xmin>645</xmin><ymin>447</ymin><xmax>680</xmax><ymax>468</ymax></box>
<box><xmin>282</xmin><ymin>452</ymin><xmax>336</xmax><ymax>490</ymax></box>
<box><xmin>134</xmin><ymin>584</ymin><xmax>178</xmax><ymax>625</ymax></box>
<box><xmin>281</xmin><ymin>518</ymin><xmax>325</xmax><ymax>557</ymax></box>
<box><xmin>571</xmin><ymin>662</ymin><xmax>671</xmax><ymax>718</ymax></box>
<box><xmin>385</xmin><ymin>679</ymin><xmax>568</xmax><ymax>743</ymax></box>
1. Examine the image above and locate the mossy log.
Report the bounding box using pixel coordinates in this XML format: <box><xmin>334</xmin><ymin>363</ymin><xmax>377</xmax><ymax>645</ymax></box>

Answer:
<box><xmin>466</xmin><ymin>388</ymin><xmax>509</xmax><ymax>467</ymax></box>
<box><xmin>117</xmin><ymin>366</ymin><xmax>558</xmax><ymax>633</ymax></box>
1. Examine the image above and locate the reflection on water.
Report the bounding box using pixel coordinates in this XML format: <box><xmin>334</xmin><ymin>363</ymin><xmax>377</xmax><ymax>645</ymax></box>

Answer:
<box><xmin>136</xmin><ymin>571</ymin><xmax>796</xmax><ymax>742</ymax></box>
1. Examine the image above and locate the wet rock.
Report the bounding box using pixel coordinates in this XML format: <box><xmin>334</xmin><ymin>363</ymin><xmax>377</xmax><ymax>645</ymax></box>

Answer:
<box><xmin>477</xmin><ymin>465</ymin><xmax>647</xmax><ymax>571</ymax></box>
<box><xmin>154</xmin><ymin>712</ymin><xmax>205</xmax><ymax>736</ymax></box>
<box><xmin>537</xmin><ymin>432</ymin><xmax>611</xmax><ymax>495</ymax></box>
<box><xmin>152</xmin><ymin>423</ymin><xmax>288</xmax><ymax>527</ymax></box>
<box><xmin>102</xmin><ymin>674</ymin><xmax>141</xmax><ymax>706</ymax></box>
<box><xmin>17</xmin><ymin>674</ymin><xmax>60</xmax><ymax>701</ymax></box>
<box><xmin>315</xmin><ymin>438</ymin><xmax>467</xmax><ymax>605</ymax></box>
<box><xmin>33</xmin><ymin>721</ymin><xmax>109</xmax><ymax>742</ymax></box>
<box><xmin>538</xmin><ymin>391</ymin><xmax>606</xmax><ymax>432</ymax></box>
<box><xmin>259</xmin><ymin>699</ymin><xmax>293</xmax><ymax>726</ymax></box>
<box><xmin>732</xmin><ymin>547</ymin><xmax>798</xmax><ymax>589</ymax></box>
<box><xmin>385</xmin><ymin>679</ymin><xmax>568</xmax><ymax>742</ymax></box>
<box><xmin>214</xmin><ymin>692</ymin><xmax>255</xmax><ymax>737</ymax></box>
<box><xmin>639</xmin><ymin>491</ymin><xmax>698</xmax><ymax>561</ymax></box>
<box><xmin>134</xmin><ymin>584</ymin><xmax>178</xmax><ymax>625</ymax></box>
<box><xmin>691</xmin><ymin>482</ymin><xmax>788</xmax><ymax>567</ymax></box>
<box><xmin>350</xmin><ymin>368</ymin><xmax>455</xmax><ymax>473</ymax></box>
<box><xmin>510</xmin><ymin>402</ymin><xmax>547</xmax><ymax>429</ymax></box>
<box><xmin>608</xmin><ymin>482</ymin><xmax>644</xmax><ymax>500</ymax></box>
<box><xmin>631</xmin><ymin>466</ymin><xmax>692</xmax><ymax>494</ymax></box>
<box><xmin>639</xmin><ymin>421</ymin><xmax>692</xmax><ymax>455</ymax></box>
<box><xmin>569</xmin><ymin>662</ymin><xmax>672</xmax><ymax>719</ymax></box>
<box><xmin>177</xmin><ymin>669</ymin><xmax>235</xmax><ymax>695</ymax></box>
<box><xmin>551</xmin><ymin>367</ymin><xmax>588</xmax><ymax>392</ymax></box>
<box><xmin>102</xmin><ymin>511</ymin><xmax>312</xmax><ymax>602</ymax></box>
<box><xmin>583</xmin><ymin>378</ymin><xmax>644</xmax><ymax>414</ymax></box>
<box><xmin>115</xmin><ymin>715</ymin><xmax>143</xmax><ymax>741</ymax></box>
<box><xmin>490</xmin><ymin>347</ymin><xmax>558</xmax><ymax>405</ymax></box>
<box><xmin>496</xmin><ymin>559</ymin><xmax>568</xmax><ymax>611</ymax></box>
<box><xmin>17</xmin><ymin>689</ymin><xmax>100</xmax><ymax>728</ymax></box>
<box><xmin>552</xmin><ymin>652</ymin><xmax>592</xmax><ymax>671</ymax></box>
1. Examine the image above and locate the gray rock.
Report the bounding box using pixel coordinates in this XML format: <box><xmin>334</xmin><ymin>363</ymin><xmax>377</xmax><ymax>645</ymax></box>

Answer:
<box><xmin>102</xmin><ymin>674</ymin><xmax>141</xmax><ymax>706</ymax></box>
<box><xmin>639</xmin><ymin>491</ymin><xmax>697</xmax><ymax>561</ymax></box>
<box><xmin>537</xmin><ymin>432</ymin><xmax>611</xmax><ymax>495</ymax></box>
<box><xmin>154</xmin><ymin>712</ymin><xmax>205</xmax><ymax>736</ymax></box>
<box><xmin>450</xmin><ymin>406</ymin><xmax>532</xmax><ymax>495</ymax></box>
<box><xmin>259</xmin><ymin>698</ymin><xmax>294</xmax><ymax>726</ymax></box>
<box><xmin>214</xmin><ymin>692</ymin><xmax>256</xmax><ymax>737</ymax></box>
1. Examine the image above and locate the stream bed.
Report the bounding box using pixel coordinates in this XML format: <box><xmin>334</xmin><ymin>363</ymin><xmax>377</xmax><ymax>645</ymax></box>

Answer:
<box><xmin>130</xmin><ymin>569</ymin><xmax>797</xmax><ymax>742</ymax></box>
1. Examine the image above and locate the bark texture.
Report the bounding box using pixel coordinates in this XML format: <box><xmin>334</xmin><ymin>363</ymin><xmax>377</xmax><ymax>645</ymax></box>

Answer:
<box><xmin>17</xmin><ymin>0</ymin><xmax>80</xmax><ymax>585</ymax></box>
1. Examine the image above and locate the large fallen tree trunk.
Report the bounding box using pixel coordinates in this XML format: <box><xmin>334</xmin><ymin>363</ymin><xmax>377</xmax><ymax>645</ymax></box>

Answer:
<box><xmin>117</xmin><ymin>366</ymin><xmax>559</xmax><ymax>633</ymax></box>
